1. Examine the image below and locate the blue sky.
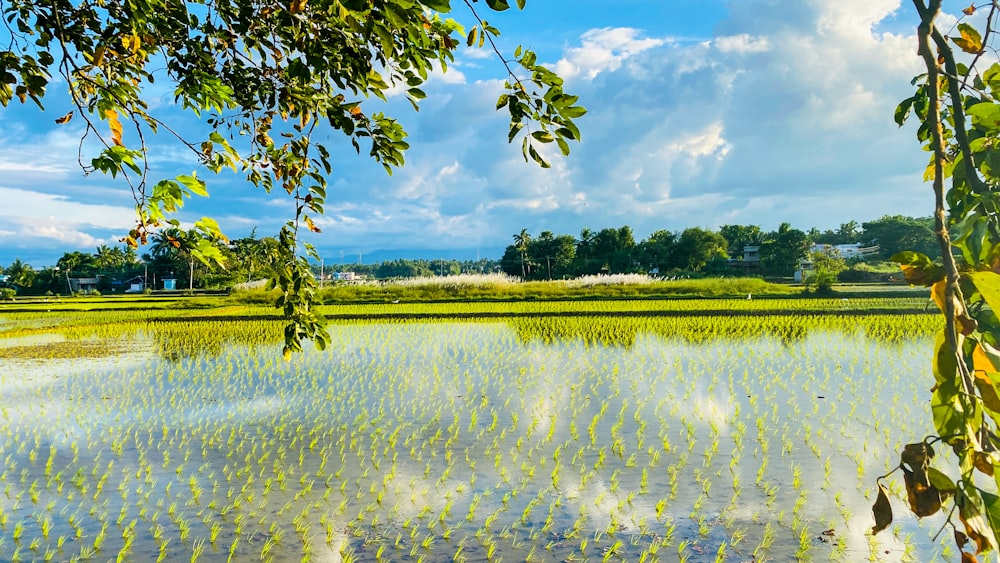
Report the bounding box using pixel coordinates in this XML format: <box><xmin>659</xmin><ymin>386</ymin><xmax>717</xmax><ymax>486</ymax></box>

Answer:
<box><xmin>0</xmin><ymin>0</ymin><xmax>954</xmax><ymax>265</ymax></box>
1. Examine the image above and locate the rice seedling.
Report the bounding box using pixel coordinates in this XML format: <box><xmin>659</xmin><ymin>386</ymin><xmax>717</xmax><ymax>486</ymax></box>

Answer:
<box><xmin>0</xmin><ymin>300</ymin><xmax>951</xmax><ymax>561</ymax></box>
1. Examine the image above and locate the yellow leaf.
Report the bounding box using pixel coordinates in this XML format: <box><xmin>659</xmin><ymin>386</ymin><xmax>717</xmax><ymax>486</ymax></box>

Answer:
<box><xmin>121</xmin><ymin>34</ymin><xmax>141</xmax><ymax>53</ymax></box>
<box><xmin>924</xmin><ymin>160</ymin><xmax>936</xmax><ymax>182</ymax></box>
<box><xmin>54</xmin><ymin>111</ymin><xmax>73</xmax><ymax>124</ymax></box>
<box><xmin>975</xmin><ymin>343</ymin><xmax>996</xmax><ymax>373</ymax></box>
<box><xmin>305</xmin><ymin>216</ymin><xmax>322</xmax><ymax>233</ymax></box>
<box><xmin>104</xmin><ymin>109</ymin><xmax>124</xmax><ymax>146</ymax></box>
<box><xmin>290</xmin><ymin>0</ymin><xmax>307</xmax><ymax>14</ymax></box>
<box><xmin>952</xmin><ymin>23</ymin><xmax>984</xmax><ymax>55</ymax></box>
<box><xmin>964</xmin><ymin>3</ymin><xmax>976</xmax><ymax>15</ymax></box>
<box><xmin>931</xmin><ymin>279</ymin><xmax>946</xmax><ymax>313</ymax></box>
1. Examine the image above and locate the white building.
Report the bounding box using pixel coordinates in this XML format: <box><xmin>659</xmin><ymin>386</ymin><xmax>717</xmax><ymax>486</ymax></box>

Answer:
<box><xmin>808</xmin><ymin>243</ymin><xmax>879</xmax><ymax>260</ymax></box>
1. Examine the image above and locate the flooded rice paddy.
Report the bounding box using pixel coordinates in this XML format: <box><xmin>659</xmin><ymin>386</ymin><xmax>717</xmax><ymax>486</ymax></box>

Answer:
<box><xmin>0</xmin><ymin>312</ymin><xmax>954</xmax><ymax>561</ymax></box>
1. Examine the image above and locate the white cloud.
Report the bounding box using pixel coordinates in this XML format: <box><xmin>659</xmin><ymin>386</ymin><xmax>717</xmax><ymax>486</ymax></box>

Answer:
<box><xmin>0</xmin><ymin>215</ymin><xmax>119</xmax><ymax>254</ymax></box>
<box><xmin>0</xmin><ymin>187</ymin><xmax>135</xmax><ymax>228</ymax></box>
<box><xmin>0</xmin><ymin>0</ymin><xmax>953</xmax><ymax>261</ymax></box>
<box><xmin>714</xmin><ymin>34</ymin><xmax>770</xmax><ymax>53</ymax></box>
<box><xmin>554</xmin><ymin>28</ymin><xmax>669</xmax><ymax>80</ymax></box>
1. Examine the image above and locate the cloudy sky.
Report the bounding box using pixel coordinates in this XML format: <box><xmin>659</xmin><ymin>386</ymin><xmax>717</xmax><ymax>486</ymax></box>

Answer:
<box><xmin>0</xmin><ymin>0</ymin><xmax>955</xmax><ymax>265</ymax></box>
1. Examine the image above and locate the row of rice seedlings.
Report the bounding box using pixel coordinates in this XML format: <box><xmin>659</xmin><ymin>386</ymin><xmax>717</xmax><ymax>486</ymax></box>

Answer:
<box><xmin>318</xmin><ymin>296</ymin><xmax>934</xmax><ymax>317</ymax></box>
<box><xmin>0</xmin><ymin>314</ymin><xmax>948</xmax><ymax>561</ymax></box>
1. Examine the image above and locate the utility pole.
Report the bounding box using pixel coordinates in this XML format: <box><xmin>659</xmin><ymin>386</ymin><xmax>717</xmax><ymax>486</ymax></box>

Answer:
<box><xmin>320</xmin><ymin>259</ymin><xmax>324</xmax><ymax>287</ymax></box>
<box><xmin>189</xmin><ymin>258</ymin><xmax>194</xmax><ymax>291</ymax></box>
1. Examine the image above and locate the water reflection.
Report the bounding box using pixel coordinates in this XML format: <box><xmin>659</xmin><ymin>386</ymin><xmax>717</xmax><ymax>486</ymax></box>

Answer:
<box><xmin>0</xmin><ymin>317</ymin><xmax>945</xmax><ymax>561</ymax></box>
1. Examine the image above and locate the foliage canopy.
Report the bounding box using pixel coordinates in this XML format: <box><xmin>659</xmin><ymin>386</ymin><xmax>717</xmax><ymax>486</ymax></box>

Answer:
<box><xmin>0</xmin><ymin>0</ymin><xmax>585</xmax><ymax>356</ymax></box>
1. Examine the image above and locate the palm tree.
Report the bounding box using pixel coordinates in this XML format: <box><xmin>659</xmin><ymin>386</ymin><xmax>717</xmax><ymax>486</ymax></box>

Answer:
<box><xmin>94</xmin><ymin>244</ymin><xmax>117</xmax><ymax>270</ymax></box>
<box><xmin>149</xmin><ymin>227</ymin><xmax>187</xmax><ymax>259</ymax></box>
<box><xmin>3</xmin><ymin>259</ymin><xmax>35</xmax><ymax>289</ymax></box>
<box><xmin>150</xmin><ymin>228</ymin><xmax>199</xmax><ymax>289</ymax></box>
<box><xmin>513</xmin><ymin>228</ymin><xmax>531</xmax><ymax>278</ymax></box>
<box><xmin>56</xmin><ymin>251</ymin><xmax>95</xmax><ymax>276</ymax></box>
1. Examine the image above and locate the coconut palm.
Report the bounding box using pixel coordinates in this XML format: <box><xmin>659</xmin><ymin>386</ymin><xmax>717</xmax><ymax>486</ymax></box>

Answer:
<box><xmin>94</xmin><ymin>244</ymin><xmax>118</xmax><ymax>270</ymax></box>
<box><xmin>3</xmin><ymin>258</ymin><xmax>35</xmax><ymax>289</ymax></box>
<box><xmin>149</xmin><ymin>228</ymin><xmax>189</xmax><ymax>259</ymax></box>
<box><xmin>513</xmin><ymin>228</ymin><xmax>531</xmax><ymax>278</ymax></box>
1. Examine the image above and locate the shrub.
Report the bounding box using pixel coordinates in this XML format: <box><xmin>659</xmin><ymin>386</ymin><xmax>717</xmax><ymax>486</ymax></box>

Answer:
<box><xmin>0</xmin><ymin>288</ymin><xmax>15</xmax><ymax>300</ymax></box>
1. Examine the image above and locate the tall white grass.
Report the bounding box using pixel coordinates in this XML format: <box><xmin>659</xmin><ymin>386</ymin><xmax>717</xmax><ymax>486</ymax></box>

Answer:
<box><xmin>393</xmin><ymin>273</ymin><xmax>520</xmax><ymax>288</ymax></box>
<box><xmin>561</xmin><ymin>274</ymin><xmax>658</xmax><ymax>287</ymax></box>
<box><xmin>232</xmin><ymin>279</ymin><xmax>270</xmax><ymax>291</ymax></box>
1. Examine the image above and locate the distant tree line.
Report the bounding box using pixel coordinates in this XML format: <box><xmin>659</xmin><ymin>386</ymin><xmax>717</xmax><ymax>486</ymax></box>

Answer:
<box><xmin>0</xmin><ymin>228</ymin><xmax>282</xmax><ymax>295</ymax></box>
<box><xmin>0</xmin><ymin>215</ymin><xmax>938</xmax><ymax>295</ymax></box>
<box><xmin>498</xmin><ymin>215</ymin><xmax>937</xmax><ymax>280</ymax></box>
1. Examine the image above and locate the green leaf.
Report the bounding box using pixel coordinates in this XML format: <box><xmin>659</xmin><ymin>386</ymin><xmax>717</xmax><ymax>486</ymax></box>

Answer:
<box><xmin>422</xmin><ymin>0</ymin><xmax>451</xmax><ymax>10</ymax></box>
<box><xmin>967</xmin><ymin>102</ymin><xmax>1000</xmax><ymax>133</ymax></box>
<box><xmin>895</xmin><ymin>96</ymin><xmax>915</xmax><ymax>126</ymax></box>
<box><xmin>953</xmin><ymin>214</ymin><xmax>990</xmax><ymax>267</ymax></box>
<box><xmin>982</xmin><ymin>491</ymin><xmax>1000</xmax><ymax>547</ymax></box>
<box><xmin>969</xmin><ymin>271</ymin><xmax>1000</xmax><ymax>313</ymax></box>
<box><xmin>932</xmin><ymin>379</ymin><xmax>965</xmax><ymax>439</ymax></box>
<box><xmin>485</xmin><ymin>0</ymin><xmax>511</xmax><ymax>11</ymax></box>
<box><xmin>555</xmin><ymin>136</ymin><xmax>570</xmax><ymax>156</ymax></box>
<box><xmin>193</xmin><ymin>216</ymin><xmax>225</xmax><ymax>241</ymax></box>
<box><xmin>927</xmin><ymin>467</ymin><xmax>956</xmax><ymax>493</ymax></box>
<box><xmin>530</xmin><ymin>130</ymin><xmax>553</xmax><ymax>143</ymax></box>
<box><xmin>177</xmin><ymin>173</ymin><xmax>208</xmax><ymax>197</ymax></box>
<box><xmin>527</xmin><ymin>143</ymin><xmax>550</xmax><ymax>168</ymax></box>
<box><xmin>191</xmin><ymin>238</ymin><xmax>225</xmax><ymax>268</ymax></box>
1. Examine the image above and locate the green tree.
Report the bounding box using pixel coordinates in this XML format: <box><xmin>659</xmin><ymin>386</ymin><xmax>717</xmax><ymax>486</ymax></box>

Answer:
<box><xmin>230</xmin><ymin>232</ymin><xmax>279</xmax><ymax>283</ymax></box>
<box><xmin>512</xmin><ymin>228</ymin><xmax>532</xmax><ymax>278</ymax></box>
<box><xmin>94</xmin><ymin>245</ymin><xmax>117</xmax><ymax>270</ymax></box>
<box><xmin>804</xmin><ymin>250</ymin><xmax>846</xmax><ymax>294</ymax></box>
<box><xmin>0</xmin><ymin>0</ymin><xmax>583</xmax><ymax>356</ymax></box>
<box><xmin>590</xmin><ymin>226</ymin><xmax>635</xmax><ymax>274</ymax></box>
<box><xmin>56</xmin><ymin>251</ymin><xmax>97</xmax><ymax>279</ymax></box>
<box><xmin>673</xmin><ymin>227</ymin><xmax>728</xmax><ymax>272</ymax></box>
<box><xmin>837</xmin><ymin>220</ymin><xmax>860</xmax><ymax>243</ymax></box>
<box><xmin>527</xmin><ymin>231</ymin><xmax>575</xmax><ymax>279</ymax></box>
<box><xmin>758</xmin><ymin>223</ymin><xmax>808</xmax><ymax>277</ymax></box>
<box><xmin>3</xmin><ymin>258</ymin><xmax>35</xmax><ymax>290</ymax></box>
<box><xmin>574</xmin><ymin>227</ymin><xmax>600</xmax><ymax>275</ymax></box>
<box><xmin>861</xmin><ymin>215</ymin><xmax>936</xmax><ymax>260</ymax></box>
<box><xmin>719</xmin><ymin>224</ymin><xmax>764</xmax><ymax>259</ymax></box>
<box><xmin>638</xmin><ymin>229</ymin><xmax>677</xmax><ymax>274</ymax></box>
<box><xmin>376</xmin><ymin>259</ymin><xmax>434</xmax><ymax>279</ymax></box>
